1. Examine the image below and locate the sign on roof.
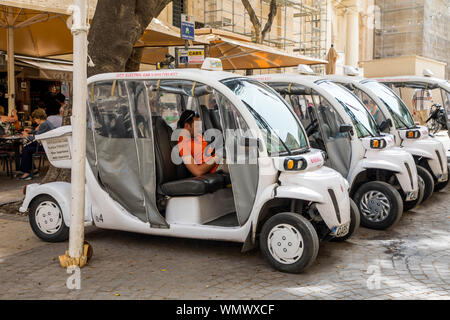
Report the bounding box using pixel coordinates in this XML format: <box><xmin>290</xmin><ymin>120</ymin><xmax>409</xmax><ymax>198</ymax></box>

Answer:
<box><xmin>180</xmin><ymin>14</ymin><xmax>195</xmax><ymax>41</ymax></box>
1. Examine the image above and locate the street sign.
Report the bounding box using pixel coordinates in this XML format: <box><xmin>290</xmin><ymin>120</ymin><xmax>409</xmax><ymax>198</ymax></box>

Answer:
<box><xmin>180</xmin><ymin>14</ymin><xmax>195</xmax><ymax>41</ymax></box>
<box><xmin>178</xmin><ymin>48</ymin><xmax>205</xmax><ymax>65</ymax></box>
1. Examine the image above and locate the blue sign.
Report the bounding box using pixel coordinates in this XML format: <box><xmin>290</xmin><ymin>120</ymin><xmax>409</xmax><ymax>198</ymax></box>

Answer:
<box><xmin>180</xmin><ymin>15</ymin><xmax>195</xmax><ymax>41</ymax></box>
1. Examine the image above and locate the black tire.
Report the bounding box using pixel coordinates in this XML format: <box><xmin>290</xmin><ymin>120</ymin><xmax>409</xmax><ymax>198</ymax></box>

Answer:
<box><xmin>29</xmin><ymin>195</ymin><xmax>69</xmax><ymax>242</ymax></box>
<box><xmin>434</xmin><ymin>176</ymin><xmax>449</xmax><ymax>192</ymax></box>
<box><xmin>416</xmin><ymin>165</ymin><xmax>434</xmax><ymax>203</ymax></box>
<box><xmin>404</xmin><ymin>175</ymin><xmax>425</xmax><ymax>212</ymax></box>
<box><xmin>331</xmin><ymin>199</ymin><xmax>360</xmax><ymax>242</ymax></box>
<box><xmin>354</xmin><ymin>181</ymin><xmax>403</xmax><ymax>230</ymax></box>
<box><xmin>260</xmin><ymin>212</ymin><xmax>319</xmax><ymax>274</ymax></box>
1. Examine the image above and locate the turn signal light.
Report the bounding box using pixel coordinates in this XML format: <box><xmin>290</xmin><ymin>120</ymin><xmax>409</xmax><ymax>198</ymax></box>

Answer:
<box><xmin>406</xmin><ymin>130</ymin><xmax>421</xmax><ymax>139</ymax></box>
<box><xmin>284</xmin><ymin>157</ymin><xmax>307</xmax><ymax>171</ymax></box>
<box><xmin>370</xmin><ymin>138</ymin><xmax>387</xmax><ymax>149</ymax></box>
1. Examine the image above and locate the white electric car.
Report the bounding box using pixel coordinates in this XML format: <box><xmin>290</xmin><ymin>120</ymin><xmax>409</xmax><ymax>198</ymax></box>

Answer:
<box><xmin>326</xmin><ymin>75</ymin><xmax>448</xmax><ymax>205</ymax></box>
<box><xmin>254</xmin><ymin>73</ymin><xmax>419</xmax><ymax>230</ymax></box>
<box><xmin>20</xmin><ymin>61</ymin><xmax>357</xmax><ymax>274</ymax></box>
<box><xmin>377</xmin><ymin>75</ymin><xmax>450</xmax><ymax>163</ymax></box>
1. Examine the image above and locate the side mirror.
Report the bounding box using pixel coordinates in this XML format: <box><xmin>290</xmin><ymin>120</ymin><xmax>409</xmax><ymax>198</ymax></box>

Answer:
<box><xmin>339</xmin><ymin>123</ymin><xmax>353</xmax><ymax>133</ymax></box>
<box><xmin>239</xmin><ymin>136</ymin><xmax>263</xmax><ymax>152</ymax></box>
<box><xmin>379</xmin><ymin>119</ymin><xmax>392</xmax><ymax>132</ymax></box>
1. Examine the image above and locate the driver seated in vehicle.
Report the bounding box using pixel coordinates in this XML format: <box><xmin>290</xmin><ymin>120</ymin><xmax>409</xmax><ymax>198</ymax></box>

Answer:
<box><xmin>177</xmin><ymin>110</ymin><xmax>220</xmax><ymax>177</ymax></box>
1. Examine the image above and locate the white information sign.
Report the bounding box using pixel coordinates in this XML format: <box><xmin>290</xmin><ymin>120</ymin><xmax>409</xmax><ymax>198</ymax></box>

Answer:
<box><xmin>46</xmin><ymin>136</ymin><xmax>72</xmax><ymax>161</ymax></box>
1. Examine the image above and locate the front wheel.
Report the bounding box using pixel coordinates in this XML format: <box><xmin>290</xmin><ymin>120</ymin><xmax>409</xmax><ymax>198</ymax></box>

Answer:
<box><xmin>29</xmin><ymin>195</ymin><xmax>69</xmax><ymax>242</ymax></box>
<box><xmin>260</xmin><ymin>213</ymin><xmax>319</xmax><ymax>274</ymax></box>
<box><xmin>331</xmin><ymin>199</ymin><xmax>360</xmax><ymax>242</ymax></box>
<box><xmin>354</xmin><ymin>181</ymin><xmax>403</xmax><ymax>230</ymax></box>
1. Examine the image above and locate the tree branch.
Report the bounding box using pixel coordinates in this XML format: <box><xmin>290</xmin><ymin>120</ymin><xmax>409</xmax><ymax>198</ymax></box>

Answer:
<box><xmin>241</xmin><ymin>0</ymin><xmax>262</xmax><ymax>43</ymax></box>
<box><xmin>261</xmin><ymin>0</ymin><xmax>278</xmax><ymax>42</ymax></box>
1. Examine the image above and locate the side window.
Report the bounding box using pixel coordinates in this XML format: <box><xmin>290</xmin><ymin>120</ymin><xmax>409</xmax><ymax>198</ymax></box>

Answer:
<box><xmin>317</xmin><ymin>96</ymin><xmax>347</xmax><ymax>140</ymax></box>
<box><xmin>89</xmin><ymin>80</ymin><xmax>133</xmax><ymax>138</ymax></box>
<box><xmin>215</xmin><ymin>91</ymin><xmax>253</xmax><ymax>162</ymax></box>
<box><xmin>215</xmin><ymin>92</ymin><xmax>249</xmax><ymax>132</ymax></box>
<box><xmin>125</xmin><ymin>81</ymin><xmax>152</xmax><ymax>139</ymax></box>
<box><xmin>146</xmin><ymin>80</ymin><xmax>188</xmax><ymax>130</ymax></box>
<box><xmin>158</xmin><ymin>92</ymin><xmax>181</xmax><ymax>130</ymax></box>
<box><xmin>353</xmin><ymin>88</ymin><xmax>386</xmax><ymax>128</ymax></box>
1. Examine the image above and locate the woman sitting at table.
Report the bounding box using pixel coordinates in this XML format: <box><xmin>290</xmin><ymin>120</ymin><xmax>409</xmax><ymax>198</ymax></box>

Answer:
<box><xmin>19</xmin><ymin>108</ymin><xmax>55</xmax><ymax>180</ymax></box>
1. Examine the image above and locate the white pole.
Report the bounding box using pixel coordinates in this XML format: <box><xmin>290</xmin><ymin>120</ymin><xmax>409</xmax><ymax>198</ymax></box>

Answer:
<box><xmin>68</xmin><ymin>0</ymin><xmax>88</xmax><ymax>261</ymax></box>
<box><xmin>7</xmin><ymin>26</ymin><xmax>15</xmax><ymax>117</ymax></box>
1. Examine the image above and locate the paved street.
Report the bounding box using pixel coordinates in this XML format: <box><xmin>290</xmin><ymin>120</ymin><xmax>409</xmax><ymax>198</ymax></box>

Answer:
<box><xmin>0</xmin><ymin>183</ymin><xmax>449</xmax><ymax>300</ymax></box>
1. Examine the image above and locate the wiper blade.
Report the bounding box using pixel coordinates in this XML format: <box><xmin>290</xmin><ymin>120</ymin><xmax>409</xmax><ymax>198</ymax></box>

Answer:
<box><xmin>339</xmin><ymin>100</ymin><xmax>375</xmax><ymax>137</ymax></box>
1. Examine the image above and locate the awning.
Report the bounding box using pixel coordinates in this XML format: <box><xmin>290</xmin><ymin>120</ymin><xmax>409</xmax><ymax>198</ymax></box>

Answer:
<box><xmin>196</xmin><ymin>33</ymin><xmax>327</xmax><ymax>70</ymax></box>
<box><xmin>15</xmin><ymin>56</ymin><xmax>73</xmax><ymax>81</ymax></box>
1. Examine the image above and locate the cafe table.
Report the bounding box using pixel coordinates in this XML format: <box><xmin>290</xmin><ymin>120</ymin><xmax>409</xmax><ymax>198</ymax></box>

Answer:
<box><xmin>2</xmin><ymin>135</ymin><xmax>24</xmax><ymax>171</ymax></box>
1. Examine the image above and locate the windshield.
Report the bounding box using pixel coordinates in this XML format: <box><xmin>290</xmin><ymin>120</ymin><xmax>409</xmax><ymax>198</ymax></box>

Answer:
<box><xmin>317</xmin><ymin>81</ymin><xmax>380</xmax><ymax>138</ymax></box>
<box><xmin>363</xmin><ymin>81</ymin><xmax>415</xmax><ymax>129</ymax></box>
<box><xmin>222</xmin><ymin>78</ymin><xmax>309</xmax><ymax>155</ymax></box>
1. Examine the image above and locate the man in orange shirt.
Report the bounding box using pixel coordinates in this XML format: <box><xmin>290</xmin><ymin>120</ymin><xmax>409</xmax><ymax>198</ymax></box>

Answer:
<box><xmin>177</xmin><ymin>110</ymin><xmax>219</xmax><ymax>177</ymax></box>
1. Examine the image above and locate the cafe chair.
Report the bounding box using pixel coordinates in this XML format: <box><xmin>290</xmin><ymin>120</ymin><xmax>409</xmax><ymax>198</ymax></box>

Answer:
<box><xmin>0</xmin><ymin>149</ymin><xmax>13</xmax><ymax>178</ymax></box>
<box><xmin>31</xmin><ymin>143</ymin><xmax>47</xmax><ymax>177</ymax></box>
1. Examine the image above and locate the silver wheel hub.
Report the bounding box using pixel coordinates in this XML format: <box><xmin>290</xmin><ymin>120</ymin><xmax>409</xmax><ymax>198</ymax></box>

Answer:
<box><xmin>35</xmin><ymin>201</ymin><xmax>62</xmax><ymax>235</ymax></box>
<box><xmin>267</xmin><ymin>223</ymin><xmax>304</xmax><ymax>264</ymax></box>
<box><xmin>360</xmin><ymin>191</ymin><xmax>391</xmax><ymax>222</ymax></box>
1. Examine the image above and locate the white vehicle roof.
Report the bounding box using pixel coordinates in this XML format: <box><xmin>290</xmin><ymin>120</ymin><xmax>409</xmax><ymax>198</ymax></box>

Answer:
<box><xmin>374</xmin><ymin>75</ymin><xmax>450</xmax><ymax>91</ymax></box>
<box><xmin>251</xmin><ymin>73</ymin><xmax>325</xmax><ymax>86</ymax></box>
<box><xmin>87</xmin><ymin>68</ymin><xmax>241</xmax><ymax>85</ymax></box>
<box><xmin>321</xmin><ymin>74</ymin><xmax>365</xmax><ymax>83</ymax></box>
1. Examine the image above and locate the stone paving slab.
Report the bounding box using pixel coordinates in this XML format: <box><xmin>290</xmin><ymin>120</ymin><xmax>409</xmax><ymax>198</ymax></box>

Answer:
<box><xmin>0</xmin><ymin>187</ymin><xmax>449</xmax><ymax>300</ymax></box>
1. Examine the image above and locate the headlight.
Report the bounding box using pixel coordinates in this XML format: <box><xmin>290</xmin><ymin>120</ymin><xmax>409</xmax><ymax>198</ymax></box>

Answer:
<box><xmin>406</xmin><ymin>130</ymin><xmax>421</xmax><ymax>139</ymax></box>
<box><xmin>284</xmin><ymin>157</ymin><xmax>307</xmax><ymax>171</ymax></box>
<box><xmin>370</xmin><ymin>138</ymin><xmax>387</xmax><ymax>149</ymax></box>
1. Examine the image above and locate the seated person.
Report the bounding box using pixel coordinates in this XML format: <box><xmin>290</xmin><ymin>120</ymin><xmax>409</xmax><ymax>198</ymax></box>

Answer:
<box><xmin>19</xmin><ymin>108</ymin><xmax>55</xmax><ymax>180</ymax></box>
<box><xmin>46</xmin><ymin>105</ymin><xmax>64</xmax><ymax>128</ymax></box>
<box><xmin>177</xmin><ymin>110</ymin><xmax>219</xmax><ymax>177</ymax></box>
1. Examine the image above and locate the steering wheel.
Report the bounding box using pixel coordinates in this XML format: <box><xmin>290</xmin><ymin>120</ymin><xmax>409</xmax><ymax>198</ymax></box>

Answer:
<box><xmin>305</xmin><ymin>118</ymin><xmax>319</xmax><ymax>136</ymax></box>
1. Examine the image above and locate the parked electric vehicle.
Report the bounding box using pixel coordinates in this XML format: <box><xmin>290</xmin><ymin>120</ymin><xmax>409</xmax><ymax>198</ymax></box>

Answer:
<box><xmin>326</xmin><ymin>75</ymin><xmax>448</xmax><ymax>205</ymax></box>
<box><xmin>20</xmin><ymin>60</ymin><xmax>357</xmax><ymax>274</ymax></box>
<box><xmin>254</xmin><ymin>73</ymin><xmax>419</xmax><ymax>230</ymax></box>
<box><xmin>377</xmin><ymin>75</ymin><xmax>450</xmax><ymax>138</ymax></box>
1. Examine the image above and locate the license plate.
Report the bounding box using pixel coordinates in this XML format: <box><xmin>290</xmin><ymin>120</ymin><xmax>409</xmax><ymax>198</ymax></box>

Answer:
<box><xmin>332</xmin><ymin>222</ymin><xmax>350</xmax><ymax>237</ymax></box>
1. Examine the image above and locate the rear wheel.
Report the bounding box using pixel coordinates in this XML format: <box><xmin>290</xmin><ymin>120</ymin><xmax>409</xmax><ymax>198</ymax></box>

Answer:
<box><xmin>404</xmin><ymin>175</ymin><xmax>425</xmax><ymax>212</ymax></box>
<box><xmin>354</xmin><ymin>181</ymin><xmax>403</xmax><ymax>230</ymax></box>
<box><xmin>260</xmin><ymin>212</ymin><xmax>319</xmax><ymax>274</ymax></box>
<box><xmin>29</xmin><ymin>195</ymin><xmax>69</xmax><ymax>242</ymax></box>
<box><xmin>331</xmin><ymin>199</ymin><xmax>360</xmax><ymax>242</ymax></box>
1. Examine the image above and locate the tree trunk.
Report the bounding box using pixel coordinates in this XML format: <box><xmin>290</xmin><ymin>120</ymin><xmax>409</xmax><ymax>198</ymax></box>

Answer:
<box><xmin>242</xmin><ymin>0</ymin><xmax>278</xmax><ymax>44</ymax></box>
<box><xmin>41</xmin><ymin>102</ymin><xmax>72</xmax><ymax>183</ymax></box>
<box><xmin>87</xmin><ymin>0</ymin><xmax>172</xmax><ymax>78</ymax></box>
<box><xmin>42</xmin><ymin>0</ymin><xmax>172</xmax><ymax>184</ymax></box>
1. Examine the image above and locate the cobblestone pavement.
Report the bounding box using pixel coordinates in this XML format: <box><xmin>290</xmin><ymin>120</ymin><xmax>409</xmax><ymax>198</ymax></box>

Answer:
<box><xmin>0</xmin><ymin>187</ymin><xmax>449</xmax><ymax>300</ymax></box>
